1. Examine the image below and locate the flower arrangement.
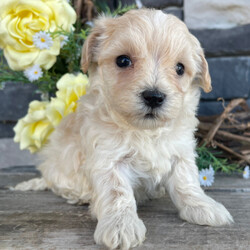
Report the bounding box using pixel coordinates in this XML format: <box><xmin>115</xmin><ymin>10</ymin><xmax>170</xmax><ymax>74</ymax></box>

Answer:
<box><xmin>0</xmin><ymin>0</ymin><xmax>92</xmax><ymax>153</ymax></box>
<box><xmin>0</xmin><ymin>0</ymin><xmax>76</xmax><ymax>71</ymax></box>
<box><xmin>0</xmin><ymin>0</ymin><xmax>137</xmax><ymax>152</ymax></box>
<box><xmin>0</xmin><ymin>0</ymin><xmax>91</xmax><ymax>94</ymax></box>
<box><xmin>0</xmin><ymin>0</ymin><xmax>247</xmax><ymax>185</ymax></box>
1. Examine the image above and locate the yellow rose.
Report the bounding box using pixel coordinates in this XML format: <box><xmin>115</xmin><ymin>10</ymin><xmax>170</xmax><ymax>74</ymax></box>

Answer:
<box><xmin>14</xmin><ymin>100</ymin><xmax>54</xmax><ymax>153</ymax></box>
<box><xmin>14</xmin><ymin>73</ymin><xmax>89</xmax><ymax>153</ymax></box>
<box><xmin>47</xmin><ymin>73</ymin><xmax>89</xmax><ymax>126</ymax></box>
<box><xmin>56</xmin><ymin>73</ymin><xmax>89</xmax><ymax>108</ymax></box>
<box><xmin>0</xmin><ymin>0</ymin><xmax>76</xmax><ymax>70</ymax></box>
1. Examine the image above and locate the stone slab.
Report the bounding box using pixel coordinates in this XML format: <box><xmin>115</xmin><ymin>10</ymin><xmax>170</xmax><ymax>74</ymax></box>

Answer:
<box><xmin>202</xmin><ymin>57</ymin><xmax>250</xmax><ymax>100</ymax></box>
<box><xmin>198</xmin><ymin>100</ymin><xmax>228</xmax><ymax>116</ymax></box>
<box><xmin>0</xmin><ymin>122</ymin><xmax>15</xmax><ymax>138</ymax></box>
<box><xmin>198</xmin><ymin>98</ymin><xmax>250</xmax><ymax>116</ymax></box>
<box><xmin>0</xmin><ymin>82</ymin><xmax>40</xmax><ymax>121</ymax></box>
<box><xmin>141</xmin><ymin>0</ymin><xmax>183</xmax><ymax>9</ymax></box>
<box><xmin>0</xmin><ymin>169</ymin><xmax>249</xmax><ymax>250</ymax></box>
<box><xmin>162</xmin><ymin>7</ymin><xmax>183</xmax><ymax>20</ymax></box>
<box><xmin>184</xmin><ymin>0</ymin><xmax>250</xmax><ymax>29</ymax></box>
<box><xmin>191</xmin><ymin>24</ymin><xmax>250</xmax><ymax>57</ymax></box>
<box><xmin>0</xmin><ymin>138</ymin><xmax>37</xmax><ymax>169</ymax></box>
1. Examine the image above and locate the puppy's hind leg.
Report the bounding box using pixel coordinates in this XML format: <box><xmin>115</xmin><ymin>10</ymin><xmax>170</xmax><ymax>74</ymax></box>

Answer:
<box><xmin>11</xmin><ymin>178</ymin><xmax>47</xmax><ymax>191</ymax></box>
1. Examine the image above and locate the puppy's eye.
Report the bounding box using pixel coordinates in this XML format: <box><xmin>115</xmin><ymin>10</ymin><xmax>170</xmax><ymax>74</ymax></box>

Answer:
<box><xmin>116</xmin><ymin>55</ymin><xmax>132</xmax><ymax>68</ymax></box>
<box><xmin>175</xmin><ymin>63</ymin><xmax>185</xmax><ymax>76</ymax></box>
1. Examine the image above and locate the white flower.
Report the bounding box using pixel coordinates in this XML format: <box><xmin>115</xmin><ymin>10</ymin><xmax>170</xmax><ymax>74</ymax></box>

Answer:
<box><xmin>135</xmin><ymin>0</ymin><xmax>143</xmax><ymax>9</ymax></box>
<box><xmin>33</xmin><ymin>31</ymin><xmax>53</xmax><ymax>50</ymax></box>
<box><xmin>24</xmin><ymin>65</ymin><xmax>43</xmax><ymax>82</ymax></box>
<box><xmin>209</xmin><ymin>164</ymin><xmax>215</xmax><ymax>175</ymax></box>
<box><xmin>60</xmin><ymin>35</ymin><xmax>69</xmax><ymax>48</ymax></box>
<box><xmin>199</xmin><ymin>165</ymin><xmax>215</xmax><ymax>187</ymax></box>
<box><xmin>243</xmin><ymin>166</ymin><xmax>249</xmax><ymax>179</ymax></box>
<box><xmin>85</xmin><ymin>21</ymin><xmax>94</xmax><ymax>27</ymax></box>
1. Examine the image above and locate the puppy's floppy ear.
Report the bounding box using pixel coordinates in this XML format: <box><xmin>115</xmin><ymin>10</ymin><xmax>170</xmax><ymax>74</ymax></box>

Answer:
<box><xmin>191</xmin><ymin>35</ymin><xmax>212</xmax><ymax>93</ymax></box>
<box><xmin>197</xmin><ymin>50</ymin><xmax>212</xmax><ymax>93</ymax></box>
<box><xmin>81</xmin><ymin>17</ymin><xmax>113</xmax><ymax>73</ymax></box>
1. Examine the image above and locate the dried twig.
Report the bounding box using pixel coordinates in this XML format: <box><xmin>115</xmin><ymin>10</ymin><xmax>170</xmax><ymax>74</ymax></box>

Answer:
<box><xmin>200</xmin><ymin>98</ymin><xmax>246</xmax><ymax>146</ymax></box>
<box><xmin>213</xmin><ymin>141</ymin><xmax>250</xmax><ymax>164</ymax></box>
<box><xmin>199</xmin><ymin>121</ymin><xmax>250</xmax><ymax>131</ymax></box>
<box><xmin>197</xmin><ymin>98</ymin><xmax>250</xmax><ymax>166</ymax></box>
<box><xmin>216</xmin><ymin>130</ymin><xmax>250</xmax><ymax>144</ymax></box>
<box><xmin>74</xmin><ymin>0</ymin><xmax>96</xmax><ymax>23</ymax></box>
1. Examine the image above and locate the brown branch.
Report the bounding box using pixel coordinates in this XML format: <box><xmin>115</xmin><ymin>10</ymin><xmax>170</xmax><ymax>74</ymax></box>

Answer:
<box><xmin>213</xmin><ymin>141</ymin><xmax>250</xmax><ymax>164</ymax></box>
<box><xmin>74</xmin><ymin>0</ymin><xmax>95</xmax><ymax>23</ymax></box>
<box><xmin>229</xmin><ymin>111</ymin><xmax>250</xmax><ymax>120</ymax></box>
<box><xmin>75</xmin><ymin>0</ymin><xmax>83</xmax><ymax>18</ymax></box>
<box><xmin>216</xmin><ymin>130</ymin><xmax>250</xmax><ymax>144</ymax></box>
<box><xmin>200</xmin><ymin>122</ymin><xmax>250</xmax><ymax>131</ymax></box>
<box><xmin>84</xmin><ymin>0</ymin><xmax>94</xmax><ymax>21</ymax></box>
<box><xmin>200</xmin><ymin>98</ymin><xmax>246</xmax><ymax>145</ymax></box>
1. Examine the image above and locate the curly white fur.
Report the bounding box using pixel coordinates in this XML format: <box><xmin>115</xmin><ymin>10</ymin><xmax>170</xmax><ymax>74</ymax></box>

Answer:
<box><xmin>14</xmin><ymin>9</ymin><xmax>233</xmax><ymax>249</ymax></box>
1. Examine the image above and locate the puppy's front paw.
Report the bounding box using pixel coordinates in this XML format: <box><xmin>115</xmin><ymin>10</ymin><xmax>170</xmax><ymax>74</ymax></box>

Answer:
<box><xmin>180</xmin><ymin>200</ymin><xmax>234</xmax><ymax>226</ymax></box>
<box><xmin>94</xmin><ymin>211</ymin><xmax>146</xmax><ymax>250</ymax></box>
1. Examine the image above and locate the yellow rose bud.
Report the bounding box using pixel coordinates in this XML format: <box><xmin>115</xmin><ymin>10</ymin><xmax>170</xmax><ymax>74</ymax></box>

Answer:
<box><xmin>13</xmin><ymin>101</ymin><xmax>54</xmax><ymax>153</ymax></box>
<box><xmin>56</xmin><ymin>73</ymin><xmax>89</xmax><ymax>110</ymax></box>
<box><xmin>0</xmin><ymin>0</ymin><xmax>76</xmax><ymax>70</ymax></box>
<box><xmin>47</xmin><ymin>73</ymin><xmax>89</xmax><ymax>126</ymax></box>
<box><xmin>46</xmin><ymin>98</ymin><xmax>68</xmax><ymax>127</ymax></box>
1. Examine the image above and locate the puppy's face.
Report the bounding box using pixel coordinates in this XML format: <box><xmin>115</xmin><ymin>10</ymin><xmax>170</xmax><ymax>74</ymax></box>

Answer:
<box><xmin>81</xmin><ymin>9</ymin><xmax>211</xmax><ymax>129</ymax></box>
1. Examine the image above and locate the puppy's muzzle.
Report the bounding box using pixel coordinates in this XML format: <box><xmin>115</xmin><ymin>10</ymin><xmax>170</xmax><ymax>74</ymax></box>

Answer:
<box><xmin>141</xmin><ymin>89</ymin><xmax>166</xmax><ymax>109</ymax></box>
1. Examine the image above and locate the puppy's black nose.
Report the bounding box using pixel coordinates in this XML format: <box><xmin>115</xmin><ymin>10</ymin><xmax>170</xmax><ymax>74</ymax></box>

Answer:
<box><xmin>142</xmin><ymin>90</ymin><xmax>166</xmax><ymax>108</ymax></box>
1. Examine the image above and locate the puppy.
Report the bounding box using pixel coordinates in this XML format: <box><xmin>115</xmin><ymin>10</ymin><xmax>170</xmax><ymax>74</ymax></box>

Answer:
<box><xmin>15</xmin><ymin>9</ymin><xmax>233</xmax><ymax>249</ymax></box>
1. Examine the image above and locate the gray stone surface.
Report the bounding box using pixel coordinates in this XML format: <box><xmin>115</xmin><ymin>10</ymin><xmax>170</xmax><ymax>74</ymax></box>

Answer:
<box><xmin>198</xmin><ymin>100</ymin><xmax>227</xmax><ymax>116</ymax></box>
<box><xmin>120</xmin><ymin>0</ymin><xmax>136</xmax><ymax>7</ymax></box>
<box><xmin>184</xmin><ymin>0</ymin><xmax>250</xmax><ymax>29</ymax></box>
<box><xmin>0</xmin><ymin>82</ymin><xmax>40</xmax><ymax>121</ymax></box>
<box><xmin>191</xmin><ymin>24</ymin><xmax>250</xmax><ymax>57</ymax></box>
<box><xmin>0</xmin><ymin>138</ymin><xmax>37</xmax><ymax>169</ymax></box>
<box><xmin>141</xmin><ymin>0</ymin><xmax>183</xmax><ymax>9</ymax></box>
<box><xmin>0</xmin><ymin>167</ymin><xmax>249</xmax><ymax>249</ymax></box>
<box><xmin>0</xmin><ymin>122</ymin><xmax>15</xmax><ymax>138</ymax></box>
<box><xmin>162</xmin><ymin>6</ymin><xmax>183</xmax><ymax>20</ymax></box>
<box><xmin>201</xmin><ymin>57</ymin><xmax>250</xmax><ymax>100</ymax></box>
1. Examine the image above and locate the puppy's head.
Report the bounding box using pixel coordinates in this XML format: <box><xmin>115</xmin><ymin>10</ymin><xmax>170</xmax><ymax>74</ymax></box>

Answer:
<box><xmin>81</xmin><ymin>9</ymin><xmax>211</xmax><ymax>129</ymax></box>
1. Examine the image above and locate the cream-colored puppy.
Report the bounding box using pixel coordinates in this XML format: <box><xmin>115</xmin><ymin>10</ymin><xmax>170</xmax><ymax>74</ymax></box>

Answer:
<box><xmin>15</xmin><ymin>9</ymin><xmax>233</xmax><ymax>249</ymax></box>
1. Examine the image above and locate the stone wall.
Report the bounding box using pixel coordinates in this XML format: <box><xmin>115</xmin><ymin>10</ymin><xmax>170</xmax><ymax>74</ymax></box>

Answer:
<box><xmin>185</xmin><ymin>0</ymin><xmax>250</xmax><ymax>116</ymax></box>
<box><xmin>1</xmin><ymin>0</ymin><xmax>250</xmax><ymax>137</ymax></box>
<box><xmin>0</xmin><ymin>83</ymin><xmax>41</xmax><ymax>138</ymax></box>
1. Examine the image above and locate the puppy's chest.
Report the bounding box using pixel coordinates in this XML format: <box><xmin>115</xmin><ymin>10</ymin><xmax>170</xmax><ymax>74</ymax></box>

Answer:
<box><xmin>131</xmin><ymin>138</ymin><xmax>172</xmax><ymax>181</ymax></box>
